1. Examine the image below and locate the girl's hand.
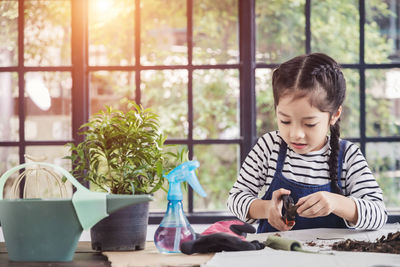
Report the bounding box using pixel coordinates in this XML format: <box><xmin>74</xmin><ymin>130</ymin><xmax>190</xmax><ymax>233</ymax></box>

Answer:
<box><xmin>296</xmin><ymin>191</ymin><xmax>338</xmax><ymax>218</ymax></box>
<box><xmin>266</xmin><ymin>188</ymin><xmax>294</xmax><ymax>231</ymax></box>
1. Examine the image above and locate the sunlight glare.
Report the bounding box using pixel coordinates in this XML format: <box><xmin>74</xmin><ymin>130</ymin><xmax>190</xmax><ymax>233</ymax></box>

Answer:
<box><xmin>26</xmin><ymin>78</ymin><xmax>51</xmax><ymax>111</ymax></box>
<box><xmin>96</xmin><ymin>0</ymin><xmax>113</xmax><ymax>13</ymax></box>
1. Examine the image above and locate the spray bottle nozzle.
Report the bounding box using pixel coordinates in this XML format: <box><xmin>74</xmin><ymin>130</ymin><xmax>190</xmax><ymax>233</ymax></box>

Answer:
<box><xmin>165</xmin><ymin>160</ymin><xmax>207</xmax><ymax>201</ymax></box>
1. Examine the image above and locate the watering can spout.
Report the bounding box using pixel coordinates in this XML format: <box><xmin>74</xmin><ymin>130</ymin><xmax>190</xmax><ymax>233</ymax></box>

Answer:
<box><xmin>106</xmin><ymin>194</ymin><xmax>153</xmax><ymax>214</ymax></box>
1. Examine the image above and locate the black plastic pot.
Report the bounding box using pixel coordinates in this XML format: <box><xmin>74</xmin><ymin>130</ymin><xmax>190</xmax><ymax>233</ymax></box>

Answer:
<box><xmin>90</xmin><ymin>201</ymin><xmax>149</xmax><ymax>251</ymax></box>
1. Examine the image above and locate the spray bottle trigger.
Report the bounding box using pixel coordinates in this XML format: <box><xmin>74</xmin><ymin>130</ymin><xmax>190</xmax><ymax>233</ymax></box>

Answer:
<box><xmin>187</xmin><ymin>170</ymin><xmax>207</xmax><ymax>197</ymax></box>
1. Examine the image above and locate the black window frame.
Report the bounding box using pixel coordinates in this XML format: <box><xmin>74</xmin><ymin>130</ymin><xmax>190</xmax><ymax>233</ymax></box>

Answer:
<box><xmin>1</xmin><ymin>0</ymin><xmax>399</xmax><ymax>224</ymax></box>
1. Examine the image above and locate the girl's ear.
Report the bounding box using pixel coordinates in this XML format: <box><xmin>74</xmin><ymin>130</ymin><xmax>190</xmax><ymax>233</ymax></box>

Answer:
<box><xmin>330</xmin><ymin>106</ymin><xmax>342</xmax><ymax>125</ymax></box>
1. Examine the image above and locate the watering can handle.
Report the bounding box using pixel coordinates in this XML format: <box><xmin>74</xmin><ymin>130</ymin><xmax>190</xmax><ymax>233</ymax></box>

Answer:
<box><xmin>0</xmin><ymin>162</ymin><xmax>109</xmax><ymax>230</ymax></box>
<box><xmin>0</xmin><ymin>162</ymin><xmax>89</xmax><ymax>200</ymax></box>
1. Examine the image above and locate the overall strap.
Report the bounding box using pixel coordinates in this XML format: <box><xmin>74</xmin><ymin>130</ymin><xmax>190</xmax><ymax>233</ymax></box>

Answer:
<box><xmin>276</xmin><ymin>141</ymin><xmax>288</xmax><ymax>173</ymax></box>
<box><xmin>336</xmin><ymin>140</ymin><xmax>347</xmax><ymax>189</ymax></box>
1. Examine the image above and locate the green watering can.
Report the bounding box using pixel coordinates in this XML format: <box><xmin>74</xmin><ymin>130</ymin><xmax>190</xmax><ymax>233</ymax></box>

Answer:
<box><xmin>0</xmin><ymin>162</ymin><xmax>153</xmax><ymax>262</ymax></box>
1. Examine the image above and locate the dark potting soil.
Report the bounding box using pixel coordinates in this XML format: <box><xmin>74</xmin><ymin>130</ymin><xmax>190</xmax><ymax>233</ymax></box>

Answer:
<box><xmin>332</xmin><ymin>231</ymin><xmax>400</xmax><ymax>254</ymax></box>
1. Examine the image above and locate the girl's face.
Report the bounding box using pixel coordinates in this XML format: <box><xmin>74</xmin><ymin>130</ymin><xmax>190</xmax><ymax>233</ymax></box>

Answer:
<box><xmin>276</xmin><ymin>94</ymin><xmax>341</xmax><ymax>154</ymax></box>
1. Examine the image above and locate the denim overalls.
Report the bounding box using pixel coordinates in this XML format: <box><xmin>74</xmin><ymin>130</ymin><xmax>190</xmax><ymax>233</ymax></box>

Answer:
<box><xmin>257</xmin><ymin>140</ymin><xmax>347</xmax><ymax>233</ymax></box>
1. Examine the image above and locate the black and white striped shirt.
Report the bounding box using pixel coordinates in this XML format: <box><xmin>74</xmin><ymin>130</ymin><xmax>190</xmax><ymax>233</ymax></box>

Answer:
<box><xmin>227</xmin><ymin>131</ymin><xmax>388</xmax><ymax>230</ymax></box>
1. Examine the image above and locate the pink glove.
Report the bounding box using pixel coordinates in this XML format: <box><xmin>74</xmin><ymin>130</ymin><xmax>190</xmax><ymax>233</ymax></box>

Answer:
<box><xmin>201</xmin><ymin>219</ymin><xmax>256</xmax><ymax>240</ymax></box>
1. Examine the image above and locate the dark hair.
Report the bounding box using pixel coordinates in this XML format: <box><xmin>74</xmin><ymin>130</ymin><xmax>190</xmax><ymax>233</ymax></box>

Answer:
<box><xmin>272</xmin><ymin>53</ymin><xmax>346</xmax><ymax>195</ymax></box>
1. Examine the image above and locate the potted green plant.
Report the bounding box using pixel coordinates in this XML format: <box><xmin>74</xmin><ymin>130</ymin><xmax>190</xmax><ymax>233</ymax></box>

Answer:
<box><xmin>66</xmin><ymin>99</ymin><xmax>184</xmax><ymax>251</ymax></box>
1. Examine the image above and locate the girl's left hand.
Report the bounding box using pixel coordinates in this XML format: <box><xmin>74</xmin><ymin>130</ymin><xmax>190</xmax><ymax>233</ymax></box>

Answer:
<box><xmin>296</xmin><ymin>191</ymin><xmax>338</xmax><ymax>218</ymax></box>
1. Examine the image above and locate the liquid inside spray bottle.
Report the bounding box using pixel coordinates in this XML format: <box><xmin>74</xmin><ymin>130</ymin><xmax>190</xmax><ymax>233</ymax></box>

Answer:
<box><xmin>154</xmin><ymin>161</ymin><xmax>206</xmax><ymax>253</ymax></box>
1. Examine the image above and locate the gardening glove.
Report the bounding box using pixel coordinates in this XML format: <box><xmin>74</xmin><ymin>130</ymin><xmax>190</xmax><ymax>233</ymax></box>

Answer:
<box><xmin>201</xmin><ymin>219</ymin><xmax>256</xmax><ymax>240</ymax></box>
<box><xmin>180</xmin><ymin>219</ymin><xmax>265</xmax><ymax>254</ymax></box>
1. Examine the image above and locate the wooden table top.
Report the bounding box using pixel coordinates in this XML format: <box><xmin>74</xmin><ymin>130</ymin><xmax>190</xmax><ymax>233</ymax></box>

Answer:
<box><xmin>0</xmin><ymin>241</ymin><xmax>111</xmax><ymax>267</ymax></box>
<box><xmin>103</xmin><ymin>241</ymin><xmax>214</xmax><ymax>267</ymax></box>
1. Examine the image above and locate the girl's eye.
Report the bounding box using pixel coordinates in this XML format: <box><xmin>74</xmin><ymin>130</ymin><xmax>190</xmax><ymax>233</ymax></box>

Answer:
<box><xmin>305</xmin><ymin>123</ymin><xmax>317</xmax><ymax>127</ymax></box>
<box><xmin>280</xmin><ymin>121</ymin><xmax>290</xmax><ymax>125</ymax></box>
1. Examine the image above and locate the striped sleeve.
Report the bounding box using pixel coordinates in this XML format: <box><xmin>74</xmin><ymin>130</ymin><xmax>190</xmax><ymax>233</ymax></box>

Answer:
<box><xmin>342</xmin><ymin>143</ymin><xmax>388</xmax><ymax>230</ymax></box>
<box><xmin>227</xmin><ymin>132</ymin><xmax>277</xmax><ymax>223</ymax></box>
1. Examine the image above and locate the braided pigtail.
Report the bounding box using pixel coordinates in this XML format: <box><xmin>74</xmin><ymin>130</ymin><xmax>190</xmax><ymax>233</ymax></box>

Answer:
<box><xmin>328</xmin><ymin>121</ymin><xmax>343</xmax><ymax>195</ymax></box>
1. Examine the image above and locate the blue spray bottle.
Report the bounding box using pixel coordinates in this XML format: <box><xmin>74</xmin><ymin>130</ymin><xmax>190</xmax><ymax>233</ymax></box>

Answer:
<box><xmin>154</xmin><ymin>160</ymin><xmax>207</xmax><ymax>253</ymax></box>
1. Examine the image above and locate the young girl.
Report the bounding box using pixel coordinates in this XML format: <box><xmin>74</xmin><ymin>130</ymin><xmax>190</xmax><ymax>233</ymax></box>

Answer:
<box><xmin>227</xmin><ymin>53</ymin><xmax>387</xmax><ymax>232</ymax></box>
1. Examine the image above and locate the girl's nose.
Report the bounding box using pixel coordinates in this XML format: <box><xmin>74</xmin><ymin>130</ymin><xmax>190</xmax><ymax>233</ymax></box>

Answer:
<box><xmin>290</xmin><ymin>125</ymin><xmax>305</xmax><ymax>140</ymax></box>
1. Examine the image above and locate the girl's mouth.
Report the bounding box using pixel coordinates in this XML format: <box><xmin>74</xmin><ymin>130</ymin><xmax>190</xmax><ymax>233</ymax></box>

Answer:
<box><xmin>291</xmin><ymin>143</ymin><xmax>307</xmax><ymax>150</ymax></box>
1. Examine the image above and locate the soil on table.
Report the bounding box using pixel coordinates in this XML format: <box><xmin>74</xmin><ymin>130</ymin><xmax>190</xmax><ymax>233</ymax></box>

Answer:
<box><xmin>332</xmin><ymin>231</ymin><xmax>400</xmax><ymax>254</ymax></box>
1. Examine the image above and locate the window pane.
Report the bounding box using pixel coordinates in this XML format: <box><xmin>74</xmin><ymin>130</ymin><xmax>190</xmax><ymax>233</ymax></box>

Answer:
<box><xmin>0</xmin><ymin>147</ymin><xmax>19</xmax><ymax>199</ymax></box>
<box><xmin>193</xmin><ymin>144</ymin><xmax>239</xmax><ymax>211</ymax></box>
<box><xmin>193</xmin><ymin>0</ymin><xmax>238</xmax><ymax>65</ymax></box>
<box><xmin>256</xmin><ymin>69</ymin><xmax>276</xmax><ymax>137</ymax></box>
<box><xmin>366</xmin><ymin>142</ymin><xmax>400</xmax><ymax>209</ymax></box>
<box><xmin>141</xmin><ymin>0</ymin><xmax>187</xmax><ymax>65</ymax></box>
<box><xmin>25</xmin><ymin>146</ymin><xmax>73</xmax><ymax>198</ymax></box>
<box><xmin>193</xmin><ymin>69</ymin><xmax>239</xmax><ymax>139</ymax></box>
<box><xmin>89</xmin><ymin>0</ymin><xmax>135</xmax><ymax>66</ymax></box>
<box><xmin>0</xmin><ymin>1</ymin><xmax>18</xmax><ymax>66</ymax></box>
<box><xmin>256</xmin><ymin>0</ymin><xmax>305</xmax><ymax>63</ymax></box>
<box><xmin>0</xmin><ymin>72</ymin><xmax>18</xmax><ymax>141</ymax></box>
<box><xmin>24</xmin><ymin>0</ymin><xmax>71</xmax><ymax>66</ymax></box>
<box><xmin>365</xmin><ymin>1</ymin><xmax>400</xmax><ymax>63</ymax></box>
<box><xmin>25</xmin><ymin>72</ymin><xmax>72</xmax><ymax>141</ymax></box>
<box><xmin>366</xmin><ymin>69</ymin><xmax>400</xmax><ymax>137</ymax></box>
<box><xmin>341</xmin><ymin>69</ymin><xmax>360</xmax><ymax>138</ymax></box>
<box><xmin>311</xmin><ymin>0</ymin><xmax>359</xmax><ymax>63</ymax></box>
<box><xmin>141</xmin><ymin>70</ymin><xmax>188</xmax><ymax>139</ymax></box>
<box><xmin>89</xmin><ymin>71</ymin><xmax>135</xmax><ymax>115</ymax></box>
